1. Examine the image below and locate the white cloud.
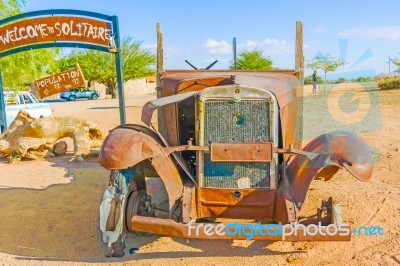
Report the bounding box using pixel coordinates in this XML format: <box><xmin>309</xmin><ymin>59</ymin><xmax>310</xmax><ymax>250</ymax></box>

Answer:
<box><xmin>303</xmin><ymin>41</ymin><xmax>314</xmax><ymax>49</ymax></box>
<box><xmin>164</xmin><ymin>45</ymin><xmax>200</xmax><ymax>58</ymax></box>
<box><xmin>205</xmin><ymin>39</ymin><xmax>231</xmax><ymax>54</ymax></box>
<box><xmin>203</xmin><ymin>37</ymin><xmax>291</xmax><ymax>58</ymax></box>
<box><xmin>239</xmin><ymin>38</ymin><xmax>292</xmax><ymax>54</ymax></box>
<box><xmin>144</xmin><ymin>43</ymin><xmax>157</xmax><ymax>49</ymax></box>
<box><xmin>339</xmin><ymin>26</ymin><xmax>400</xmax><ymax>40</ymax></box>
<box><xmin>314</xmin><ymin>26</ymin><xmax>328</xmax><ymax>33</ymax></box>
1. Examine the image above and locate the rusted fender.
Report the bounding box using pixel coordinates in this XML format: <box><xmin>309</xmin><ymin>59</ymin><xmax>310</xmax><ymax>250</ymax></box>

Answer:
<box><xmin>285</xmin><ymin>130</ymin><xmax>373</xmax><ymax>208</ymax></box>
<box><xmin>99</xmin><ymin>127</ymin><xmax>183</xmax><ymax>212</ymax></box>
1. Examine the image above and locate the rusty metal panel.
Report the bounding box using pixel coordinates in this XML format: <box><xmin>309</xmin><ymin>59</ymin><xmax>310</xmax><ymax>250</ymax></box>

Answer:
<box><xmin>177</xmin><ymin>76</ymin><xmax>235</xmax><ymax>93</ymax></box>
<box><xmin>34</xmin><ymin>66</ymin><xmax>86</xmax><ymax>98</ymax></box>
<box><xmin>210</xmin><ymin>142</ymin><xmax>273</xmax><ymax>162</ymax></box>
<box><xmin>196</xmin><ymin>187</ymin><xmax>276</xmax><ymax>220</ymax></box>
<box><xmin>99</xmin><ymin>127</ymin><xmax>184</xmax><ymax>212</ymax></box>
<box><xmin>286</xmin><ymin>130</ymin><xmax>373</xmax><ymax>210</ymax></box>
<box><xmin>0</xmin><ymin>16</ymin><xmax>111</xmax><ymax>53</ymax></box>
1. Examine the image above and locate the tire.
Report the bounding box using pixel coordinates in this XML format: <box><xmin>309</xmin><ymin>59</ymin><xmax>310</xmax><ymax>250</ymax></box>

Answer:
<box><xmin>91</xmin><ymin>94</ymin><xmax>98</xmax><ymax>100</ymax></box>
<box><xmin>125</xmin><ymin>190</ymin><xmax>147</xmax><ymax>233</ymax></box>
<box><xmin>69</xmin><ymin>95</ymin><xmax>76</xmax><ymax>101</ymax></box>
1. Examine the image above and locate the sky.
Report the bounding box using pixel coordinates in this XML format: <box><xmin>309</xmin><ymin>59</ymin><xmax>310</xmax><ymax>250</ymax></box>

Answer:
<box><xmin>22</xmin><ymin>0</ymin><xmax>400</xmax><ymax>77</ymax></box>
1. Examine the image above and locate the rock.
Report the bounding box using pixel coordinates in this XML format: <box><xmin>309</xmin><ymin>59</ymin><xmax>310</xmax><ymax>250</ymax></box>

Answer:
<box><xmin>286</xmin><ymin>254</ymin><xmax>304</xmax><ymax>264</ymax></box>
<box><xmin>0</xmin><ymin>110</ymin><xmax>104</xmax><ymax>163</ymax></box>
<box><xmin>53</xmin><ymin>141</ymin><xmax>68</xmax><ymax>156</ymax></box>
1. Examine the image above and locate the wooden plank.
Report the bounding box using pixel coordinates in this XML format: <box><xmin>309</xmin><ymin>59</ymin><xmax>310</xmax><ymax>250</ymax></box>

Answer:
<box><xmin>34</xmin><ymin>65</ymin><xmax>86</xmax><ymax>98</ymax></box>
<box><xmin>295</xmin><ymin>21</ymin><xmax>304</xmax><ymax>150</ymax></box>
<box><xmin>156</xmin><ymin>22</ymin><xmax>166</xmax><ymax>136</ymax></box>
<box><xmin>295</xmin><ymin>21</ymin><xmax>304</xmax><ymax>81</ymax></box>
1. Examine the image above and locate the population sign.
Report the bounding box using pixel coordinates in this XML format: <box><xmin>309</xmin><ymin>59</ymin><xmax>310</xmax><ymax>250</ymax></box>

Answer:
<box><xmin>35</xmin><ymin>65</ymin><xmax>86</xmax><ymax>98</ymax></box>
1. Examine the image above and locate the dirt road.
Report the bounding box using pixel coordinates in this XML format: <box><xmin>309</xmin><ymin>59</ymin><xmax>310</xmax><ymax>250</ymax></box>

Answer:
<box><xmin>0</xmin><ymin>84</ymin><xmax>399</xmax><ymax>265</ymax></box>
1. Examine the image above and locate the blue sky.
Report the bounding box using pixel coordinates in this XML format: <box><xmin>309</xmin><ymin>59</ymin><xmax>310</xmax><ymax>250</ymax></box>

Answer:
<box><xmin>23</xmin><ymin>0</ymin><xmax>400</xmax><ymax>77</ymax></box>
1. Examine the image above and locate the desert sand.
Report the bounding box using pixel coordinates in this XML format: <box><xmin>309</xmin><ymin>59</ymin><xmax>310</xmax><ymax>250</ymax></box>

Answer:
<box><xmin>0</xmin><ymin>83</ymin><xmax>399</xmax><ymax>265</ymax></box>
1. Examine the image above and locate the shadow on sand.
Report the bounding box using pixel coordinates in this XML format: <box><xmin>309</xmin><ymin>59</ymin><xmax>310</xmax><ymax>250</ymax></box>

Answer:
<box><xmin>0</xmin><ymin>155</ymin><xmax>304</xmax><ymax>263</ymax></box>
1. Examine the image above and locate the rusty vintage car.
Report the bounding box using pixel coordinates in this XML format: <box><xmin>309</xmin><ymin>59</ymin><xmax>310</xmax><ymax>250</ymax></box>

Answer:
<box><xmin>97</xmin><ymin>68</ymin><xmax>373</xmax><ymax>256</ymax></box>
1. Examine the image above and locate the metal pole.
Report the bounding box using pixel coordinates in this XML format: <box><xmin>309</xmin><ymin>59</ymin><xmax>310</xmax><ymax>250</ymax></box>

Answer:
<box><xmin>233</xmin><ymin>37</ymin><xmax>237</xmax><ymax>69</ymax></box>
<box><xmin>388</xmin><ymin>57</ymin><xmax>391</xmax><ymax>75</ymax></box>
<box><xmin>112</xmin><ymin>15</ymin><xmax>126</xmax><ymax>125</ymax></box>
<box><xmin>0</xmin><ymin>71</ymin><xmax>7</xmax><ymax>133</ymax></box>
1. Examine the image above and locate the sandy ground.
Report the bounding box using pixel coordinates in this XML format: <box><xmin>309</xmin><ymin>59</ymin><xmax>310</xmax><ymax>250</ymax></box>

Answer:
<box><xmin>0</xmin><ymin>83</ymin><xmax>399</xmax><ymax>265</ymax></box>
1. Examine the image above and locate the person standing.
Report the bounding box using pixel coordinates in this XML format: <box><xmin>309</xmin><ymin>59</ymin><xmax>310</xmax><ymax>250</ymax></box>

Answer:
<box><xmin>312</xmin><ymin>70</ymin><xmax>318</xmax><ymax>94</ymax></box>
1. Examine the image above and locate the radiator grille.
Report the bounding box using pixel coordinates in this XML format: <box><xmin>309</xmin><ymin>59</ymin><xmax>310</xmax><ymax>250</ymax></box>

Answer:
<box><xmin>203</xmin><ymin>100</ymin><xmax>270</xmax><ymax>188</ymax></box>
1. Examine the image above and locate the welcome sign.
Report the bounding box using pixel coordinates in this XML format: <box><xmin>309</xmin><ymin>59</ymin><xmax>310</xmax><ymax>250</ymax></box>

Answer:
<box><xmin>0</xmin><ymin>10</ymin><xmax>127</xmax><ymax>125</ymax></box>
<box><xmin>0</xmin><ymin>16</ymin><xmax>112</xmax><ymax>53</ymax></box>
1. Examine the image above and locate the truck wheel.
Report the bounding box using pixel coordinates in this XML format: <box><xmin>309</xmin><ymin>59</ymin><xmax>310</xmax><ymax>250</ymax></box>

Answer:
<box><xmin>69</xmin><ymin>95</ymin><xmax>76</xmax><ymax>101</ymax></box>
<box><xmin>125</xmin><ymin>190</ymin><xmax>147</xmax><ymax>233</ymax></box>
<box><xmin>91</xmin><ymin>94</ymin><xmax>98</xmax><ymax>100</ymax></box>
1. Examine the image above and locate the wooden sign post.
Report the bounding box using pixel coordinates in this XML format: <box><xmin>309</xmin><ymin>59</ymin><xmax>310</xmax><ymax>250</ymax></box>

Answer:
<box><xmin>35</xmin><ymin>65</ymin><xmax>87</xmax><ymax>98</ymax></box>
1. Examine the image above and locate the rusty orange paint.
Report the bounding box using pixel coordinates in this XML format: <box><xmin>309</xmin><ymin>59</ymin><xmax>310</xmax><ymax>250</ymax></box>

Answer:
<box><xmin>287</xmin><ymin>130</ymin><xmax>373</xmax><ymax>209</ymax></box>
<box><xmin>99</xmin><ymin>127</ymin><xmax>184</xmax><ymax>212</ymax></box>
<box><xmin>210</xmin><ymin>142</ymin><xmax>273</xmax><ymax>162</ymax></box>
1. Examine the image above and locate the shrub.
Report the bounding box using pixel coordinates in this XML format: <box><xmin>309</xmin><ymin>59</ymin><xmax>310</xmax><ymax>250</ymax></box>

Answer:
<box><xmin>335</xmin><ymin>77</ymin><xmax>346</xmax><ymax>84</ymax></box>
<box><xmin>377</xmin><ymin>75</ymin><xmax>400</xmax><ymax>90</ymax></box>
<box><xmin>355</xmin><ymin>76</ymin><xmax>376</xmax><ymax>83</ymax></box>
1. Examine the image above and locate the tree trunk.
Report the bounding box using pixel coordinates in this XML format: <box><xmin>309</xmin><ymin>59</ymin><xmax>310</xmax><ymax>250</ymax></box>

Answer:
<box><xmin>110</xmin><ymin>84</ymin><xmax>117</xmax><ymax>99</ymax></box>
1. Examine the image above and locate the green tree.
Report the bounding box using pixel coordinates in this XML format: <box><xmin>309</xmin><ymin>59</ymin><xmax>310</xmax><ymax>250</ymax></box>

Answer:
<box><xmin>0</xmin><ymin>0</ymin><xmax>60</xmax><ymax>91</ymax></box>
<box><xmin>230</xmin><ymin>49</ymin><xmax>273</xmax><ymax>70</ymax></box>
<box><xmin>393</xmin><ymin>57</ymin><xmax>400</xmax><ymax>73</ymax></box>
<box><xmin>307</xmin><ymin>53</ymin><xmax>345</xmax><ymax>94</ymax></box>
<box><xmin>1</xmin><ymin>49</ymin><xmax>59</xmax><ymax>90</ymax></box>
<box><xmin>63</xmin><ymin>36</ymin><xmax>156</xmax><ymax>98</ymax></box>
<box><xmin>0</xmin><ymin>0</ymin><xmax>25</xmax><ymax>19</ymax></box>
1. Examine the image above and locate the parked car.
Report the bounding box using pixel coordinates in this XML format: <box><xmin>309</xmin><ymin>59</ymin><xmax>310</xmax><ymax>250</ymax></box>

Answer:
<box><xmin>60</xmin><ymin>88</ymin><xmax>100</xmax><ymax>101</ymax></box>
<box><xmin>2</xmin><ymin>91</ymin><xmax>52</xmax><ymax>131</ymax></box>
